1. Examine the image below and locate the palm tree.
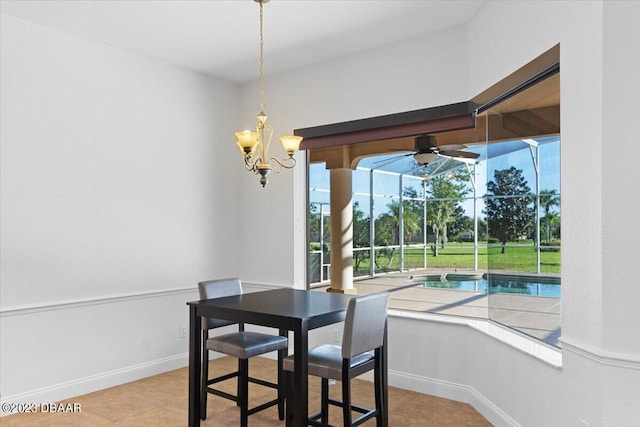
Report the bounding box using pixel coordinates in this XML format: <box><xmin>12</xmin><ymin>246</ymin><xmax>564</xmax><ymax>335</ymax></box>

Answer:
<box><xmin>374</xmin><ymin>199</ymin><xmax>421</xmax><ymax>269</ymax></box>
<box><xmin>540</xmin><ymin>189</ymin><xmax>560</xmax><ymax>244</ymax></box>
<box><xmin>385</xmin><ymin>200</ymin><xmax>421</xmax><ymax>245</ymax></box>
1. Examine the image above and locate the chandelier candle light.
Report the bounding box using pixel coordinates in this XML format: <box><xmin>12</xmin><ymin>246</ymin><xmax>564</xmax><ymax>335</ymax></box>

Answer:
<box><xmin>235</xmin><ymin>0</ymin><xmax>302</xmax><ymax>187</ymax></box>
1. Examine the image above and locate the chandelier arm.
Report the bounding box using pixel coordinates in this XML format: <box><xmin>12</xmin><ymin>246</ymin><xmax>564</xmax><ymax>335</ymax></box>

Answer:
<box><xmin>245</xmin><ymin>156</ymin><xmax>261</xmax><ymax>172</ymax></box>
<box><xmin>268</xmin><ymin>156</ymin><xmax>296</xmax><ymax>172</ymax></box>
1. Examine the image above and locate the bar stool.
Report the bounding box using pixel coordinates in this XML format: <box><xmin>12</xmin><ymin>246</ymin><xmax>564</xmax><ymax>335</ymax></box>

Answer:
<box><xmin>199</xmin><ymin>278</ymin><xmax>288</xmax><ymax>426</ymax></box>
<box><xmin>283</xmin><ymin>292</ymin><xmax>389</xmax><ymax>427</ymax></box>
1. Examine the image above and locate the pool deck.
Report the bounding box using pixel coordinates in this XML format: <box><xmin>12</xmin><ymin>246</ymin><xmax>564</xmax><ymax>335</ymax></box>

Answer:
<box><xmin>314</xmin><ymin>269</ymin><xmax>561</xmax><ymax>348</ymax></box>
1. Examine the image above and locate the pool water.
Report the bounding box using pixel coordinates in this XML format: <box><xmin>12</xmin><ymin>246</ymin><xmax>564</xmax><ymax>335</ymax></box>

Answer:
<box><xmin>421</xmin><ymin>276</ymin><xmax>561</xmax><ymax>298</ymax></box>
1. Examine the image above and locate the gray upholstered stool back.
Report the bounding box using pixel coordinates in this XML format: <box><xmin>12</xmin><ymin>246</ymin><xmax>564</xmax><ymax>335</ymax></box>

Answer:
<box><xmin>342</xmin><ymin>292</ymin><xmax>389</xmax><ymax>359</ymax></box>
<box><xmin>197</xmin><ymin>278</ymin><xmax>243</xmax><ymax>330</ymax></box>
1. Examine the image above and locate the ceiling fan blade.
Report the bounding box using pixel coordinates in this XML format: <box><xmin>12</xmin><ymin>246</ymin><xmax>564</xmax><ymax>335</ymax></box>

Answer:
<box><xmin>436</xmin><ymin>144</ymin><xmax>468</xmax><ymax>151</ymax></box>
<box><xmin>438</xmin><ymin>150</ymin><xmax>480</xmax><ymax>159</ymax></box>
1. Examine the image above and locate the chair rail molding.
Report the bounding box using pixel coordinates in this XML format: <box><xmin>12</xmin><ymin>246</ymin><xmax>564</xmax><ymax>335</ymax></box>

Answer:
<box><xmin>0</xmin><ymin>287</ymin><xmax>198</xmax><ymax>317</ymax></box>
<box><xmin>559</xmin><ymin>337</ymin><xmax>640</xmax><ymax>370</ymax></box>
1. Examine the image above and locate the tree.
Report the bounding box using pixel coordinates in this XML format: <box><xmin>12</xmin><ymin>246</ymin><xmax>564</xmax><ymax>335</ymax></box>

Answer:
<box><xmin>373</xmin><ymin>188</ymin><xmax>422</xmax><ymax>270</ymax></box>
<box><xmin>373</xmin><ymin>212</ymin><xmax>396</xmax><ymax>270</ymax></box>
<box><xmin>352</xmin><ymin>202</ymin><xmax>370</xmax><ymax>272</ymax></box>
<box><xmin>425</xmin><ymin>169</ymin><xmax>471</xmax><ymax>255</ymax></box>
<box><xmin>308</xmin><ymin>203</ymin><xmax>322</xmax><ymax>247</ymax></box>
<box><xmin>477</xmin><ymin>217</ymin><xmax>488</xmax><ymax>241</ymax></box>
<box><xmin>484</xmin><ymin>167</ymin><xmax>535</xmax><ymax>253</ymax></box>
<box><xmin>308</xmin><ymin>203</ymin><xmax>330</xmax><ymax>249</ymax></box>
<box><xmin>449</xmin><ymin>208</ymin><xmax>474</xmax><ymax>242</ymax></box>
<box><xmin>402</xmin><ymin>187</ymin><xmax>425</xmax><ymax>244</ymax></box>
<box><xmin>539</xmin><ymin>189</ymin><xmax>560</xmax><ymax>244</ymax></box>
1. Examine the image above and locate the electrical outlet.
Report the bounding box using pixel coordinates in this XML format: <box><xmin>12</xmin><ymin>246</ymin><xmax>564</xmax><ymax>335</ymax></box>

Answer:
<box><xmin>179</xmin><ymin>326</ymin><xmax>187</xmax><ymax>338</ymax></box>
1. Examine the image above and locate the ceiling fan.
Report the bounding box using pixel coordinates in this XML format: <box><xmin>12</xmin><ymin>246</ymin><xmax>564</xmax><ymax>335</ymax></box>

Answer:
<box><xmin>384</xmin><ymin>135</ymin><xmax>480</xmax><ymax>166</ymax></box>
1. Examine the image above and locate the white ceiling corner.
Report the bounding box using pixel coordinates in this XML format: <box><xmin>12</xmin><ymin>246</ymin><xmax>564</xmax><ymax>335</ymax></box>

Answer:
<box><xmin>0</xmin><ymin>0</ymin><xmax>487</xmax><ymax>83</ymax></box>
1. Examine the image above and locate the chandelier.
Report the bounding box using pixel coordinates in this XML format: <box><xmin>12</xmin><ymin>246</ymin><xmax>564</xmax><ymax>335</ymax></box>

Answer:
<box><xmin>235</xmin><ymin>0</ymin><xmax>302</xmax><ymax>187</ymax></box>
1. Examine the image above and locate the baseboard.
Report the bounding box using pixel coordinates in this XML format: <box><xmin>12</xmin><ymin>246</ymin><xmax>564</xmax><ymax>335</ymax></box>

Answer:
<box><xmin>1</xmin><ymin>352</ymin><xmax>189</xmax><ymax>416</ymax></box>
<box><xmin>388</xmin><ymin>368</ymin><xmax>520</xmax><ymax>427</ymax></box>
<box><xmin>2</xmin><ymin>351</ymin><xmax>515</xmax><ymax>424</ymax></box>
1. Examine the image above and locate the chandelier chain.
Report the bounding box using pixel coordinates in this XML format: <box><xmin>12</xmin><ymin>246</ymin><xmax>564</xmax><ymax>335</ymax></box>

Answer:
<box><xmin>258</xmin><ymin>0</ymin><xmax>265</xmax><ymax>113</ymax></box>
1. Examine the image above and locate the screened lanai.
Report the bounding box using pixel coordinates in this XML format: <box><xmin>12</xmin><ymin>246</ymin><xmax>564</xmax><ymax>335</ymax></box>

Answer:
<box><xmin>309</xmin><ymin>132</ymin><xmax>561</xmax><ymax>347</ymax></box>
<box><xmin>311</xmin><ymin>136</ymin><xmax>558</xmax><ymax>270</ymax></box>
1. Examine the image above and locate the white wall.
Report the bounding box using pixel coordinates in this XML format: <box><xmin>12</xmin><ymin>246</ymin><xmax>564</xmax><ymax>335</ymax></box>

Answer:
<box><xmin>601</xmin><ymin>0</ymin><xmax>640</xmax><ymax>356</ymax></box>
<box><xmin>387</xmin><ymin>316</ymin><xmax>567</xmax><ymax>426</ymax></box>
<box><xmin>0</xmin><ymin>14</ymin><xmax>241</xmax><ymax>405</ymax></box>
<box><xmin>600</xmin><ymin>2</ymin><xmax>640</xmax><ymax>424</ymax></box>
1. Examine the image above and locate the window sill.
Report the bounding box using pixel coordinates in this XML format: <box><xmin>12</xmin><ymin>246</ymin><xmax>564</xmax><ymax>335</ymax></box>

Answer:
<box><xmin>388</xmin><ymin>308</ymin><xmax>563</xmax><ymax>369</ymax></box>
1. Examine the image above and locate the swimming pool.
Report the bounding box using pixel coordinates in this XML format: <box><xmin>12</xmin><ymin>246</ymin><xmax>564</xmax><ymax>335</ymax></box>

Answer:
<box><xmin>420</xmin><ymin>273</ymin><xmax>561</xmax><ymax>298</ymax></box>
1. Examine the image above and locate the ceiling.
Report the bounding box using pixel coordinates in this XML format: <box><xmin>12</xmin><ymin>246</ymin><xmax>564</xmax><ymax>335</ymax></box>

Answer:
<box><xmin>0</xmin><ymin>0</ymin><xmax>487</xmax><ymax>83</ymax></box>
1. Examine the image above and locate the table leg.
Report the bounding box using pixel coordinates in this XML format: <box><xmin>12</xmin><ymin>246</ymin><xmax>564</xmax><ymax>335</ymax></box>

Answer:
<box><xmin>382</xmin><ymin>320</ymin><xmax>388</xmax><ymax>427</ymax></box>
<box><xmin>292</xmin><ymin>321</ymin><xmax>309</xmax><ymax>427</ymax></box>
<box><xmin>189</xmin><ymin>306</ymin><xmax>202</xmax><ymax>427</ymax></box>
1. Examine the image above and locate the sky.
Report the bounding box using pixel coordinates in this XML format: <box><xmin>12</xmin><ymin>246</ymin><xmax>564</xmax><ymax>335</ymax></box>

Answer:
<box><xmin>309</xmin><ymin>136</ymin><xmax>561</xmax><ymax>220</ymax></box>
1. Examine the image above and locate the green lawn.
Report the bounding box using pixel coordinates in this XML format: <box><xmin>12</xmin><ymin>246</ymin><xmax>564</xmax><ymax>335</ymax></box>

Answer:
<box><xmin>354</xmin><ymin>242</ymin><xmax>560</xmax><ymax>274</ymax></box>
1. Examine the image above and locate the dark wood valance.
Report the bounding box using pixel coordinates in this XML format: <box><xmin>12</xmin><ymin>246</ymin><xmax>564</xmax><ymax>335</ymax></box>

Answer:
<box><xmin>295</xmin><ymin>102</ymin><xmax>475</xmax><ymax>150</ymax></box>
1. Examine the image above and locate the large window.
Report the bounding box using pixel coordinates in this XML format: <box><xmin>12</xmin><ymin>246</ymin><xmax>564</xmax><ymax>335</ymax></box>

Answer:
<box><xmin>307</xmin><ymin>66</ymin><xmax>560</xmax><ymax>347</ymax></box>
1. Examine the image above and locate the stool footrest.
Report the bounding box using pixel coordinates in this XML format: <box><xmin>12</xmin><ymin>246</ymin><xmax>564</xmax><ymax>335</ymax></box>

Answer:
<box><xmin>206</xmin><ymin>387</ymin><xmax>237</xmax><ymax>402</ymax></box>
<box><xmin>326</xmin><ymin>398</ymin><xmax>371</xmax><ymax>415</ymax></box>
<box><xmin>248</xmin><ymin>377</ymin><xmax>278</xmax><ymax>390</ymax></box>
<box><xmin>206</xmin><ymin>375</ymin><xmax>280</xmax><ymax>416</ymax></box>
<box><xmin>309</xmin><ymin>412</ymin><xmax>335</xmax><ymax>427</ymax></box>
<box><xmin>207</xmin><ymin>371</ymin><xmax>238</xmax><ymax>385</ymax></box>
<box><xmin>306</xmin><ymin>401</ymin><xmax>376</xmax><ymax>427</ymax></box>
<box><xmin>247</xmin><ymin>398</ymin><xmax>279</xmax><ymax>416</ymax></box>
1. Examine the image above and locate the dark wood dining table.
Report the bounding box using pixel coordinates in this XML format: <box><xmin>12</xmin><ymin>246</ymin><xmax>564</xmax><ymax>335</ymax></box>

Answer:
<box><xmin>187</xmin><ymin>287</ymin><xmax>388</xmax><ymax>427</ymax></box>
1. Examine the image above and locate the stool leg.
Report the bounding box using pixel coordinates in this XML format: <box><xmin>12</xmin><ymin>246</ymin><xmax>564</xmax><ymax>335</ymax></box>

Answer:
<box><xmin>321</xmin><ymin>378</ymin><xmax>329</xmax><ymax>425</ymax></box>
<box><xmin>237</xmin><ymin>358</ymin><xmax>242</xmax><ymax>407</ymax></box>
<box><xmin>374</xmin><ymin>349</ymin><xmax>383</xmax><ymax>427</ymax></box>
<box><xmin>239</xmin><ymin>358</ymin><xmax>249</xmax><ymax>427</ymax></box>
<box><xmin>342</xmin><ymin>366</ymin><xmax>352</xmax><ymax>426</ymax></box>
